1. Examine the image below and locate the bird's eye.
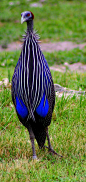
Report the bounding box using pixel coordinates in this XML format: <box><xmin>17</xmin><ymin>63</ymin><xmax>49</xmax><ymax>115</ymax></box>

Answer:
<box><xmin>27</xmin><ymin>13</ymin><xmax>30</xmax><ymax>17</ymax></box>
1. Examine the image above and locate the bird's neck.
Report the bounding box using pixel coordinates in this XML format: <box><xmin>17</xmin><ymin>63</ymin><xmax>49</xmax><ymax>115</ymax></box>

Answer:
<box><xmin>27</xmin><ymin>20</ymin><xmax>33</xmax><ymax>34</ymax></box>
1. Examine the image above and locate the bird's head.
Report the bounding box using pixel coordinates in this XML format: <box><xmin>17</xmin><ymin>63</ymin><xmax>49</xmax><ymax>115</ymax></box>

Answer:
<box><xmin>21</xmin><ymin>11</ymin><xmax>34</xmax><ymax>24</ymax></box>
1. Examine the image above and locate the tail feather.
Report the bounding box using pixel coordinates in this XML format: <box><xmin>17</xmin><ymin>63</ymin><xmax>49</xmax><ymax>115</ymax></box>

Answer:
<box><xmin>30</xmin><ymin>121</ymin><xmax>46</xmax><ymax>148</ymax></box>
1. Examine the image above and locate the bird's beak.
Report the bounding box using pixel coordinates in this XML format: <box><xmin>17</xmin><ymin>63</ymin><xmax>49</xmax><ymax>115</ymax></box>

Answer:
<box><xmin>21</xmin><ymin>16</ymin><xmax>25</xmax><ymax>24</ymax></box>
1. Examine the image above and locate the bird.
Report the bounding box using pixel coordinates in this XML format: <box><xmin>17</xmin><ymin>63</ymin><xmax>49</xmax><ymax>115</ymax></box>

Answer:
<box><xmin>11</xmin><ymin>11</ymin><xmax>59</xmax><ymax>159</ymax></box>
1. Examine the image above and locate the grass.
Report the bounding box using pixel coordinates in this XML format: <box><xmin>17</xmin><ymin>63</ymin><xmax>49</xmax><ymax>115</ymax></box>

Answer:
<box><xmin>52</xmin><ymin>71</ymin><xmax>86</xmax><ymax>91</ymax></box>
<box><xmin>0</xmin><ymin>0</ymin><xmax>86</xmax><ymax>46</ymax></box>
<box><xmin>0</xmin><ymin>86</ymin><xmax>86</xmax><ymax>181</ymax></box>
<box><xmin>0</xmin><ymin>50</ymin><xmax>86</xmax><ymax>181</ymax></box>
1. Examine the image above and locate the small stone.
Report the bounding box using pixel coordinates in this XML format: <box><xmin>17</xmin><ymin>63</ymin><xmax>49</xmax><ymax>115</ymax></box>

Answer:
<box><xmin>2</xmin><ymin>78</ymin><xmax>9</xmax><ymax>86</ymax></box>
<box><xmin>10</xmin><ymin>59</ymin><xmax>14</xmax><ymax>62</ymax></box>
<box><xmin>40</xmin><ymin>0</ymin><xmax>46</xmax><ymax>2</ymax></box>
<box><xmin>30</xmin><ymin>3</ymin><xmax>42</xmax><ymax>7</ymax></box>
<box><xmin>64</xmin><ymin>62</ymin><xmax>69</xmax><ymax>66</ymax></box>
<box><xmin>0</xmin><ymin>81</ymin><xmax>3</xmax><ymax>86</ymax></box>
<box><xmin>9</xmin><ymin>2</ymin><xmax>14</xmax><ymax>6</ymax></box>
<box><xmin>1</xmin><ymin>63</ymin><xmax>5</xmax><ymax>66</ymax></box>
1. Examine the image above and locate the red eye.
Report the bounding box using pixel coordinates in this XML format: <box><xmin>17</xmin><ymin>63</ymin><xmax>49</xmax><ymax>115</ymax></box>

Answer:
<box><xmin>27</xmin><ymin>13</ymin><xmax>30</xmax><ymax>17</ymax></box>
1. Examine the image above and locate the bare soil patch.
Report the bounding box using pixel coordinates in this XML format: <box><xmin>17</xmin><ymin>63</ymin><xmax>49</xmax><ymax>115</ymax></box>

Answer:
<box><xmin>0</xmin><ymin>41</ymin><xmax>86</xmax><ymax>53</ymax></box>
<box><xmin>40</xmin><ymin>41</ymin><xmax>86</xmax><ymax>52</ymax></box>
<box><xmin>0</xmin><ymin>41</ymin><xmax>86</xmax><ymax>73</ymax></box>
<box><xmin>50</xmin><ymin>62</ymin><xmax>86</xmax><ymax>73</ymax></box>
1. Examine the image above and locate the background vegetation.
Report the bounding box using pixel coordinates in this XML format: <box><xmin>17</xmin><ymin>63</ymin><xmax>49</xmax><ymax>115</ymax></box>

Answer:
<box><xmin>0</xmin><ymin>0</ymin><xmax>86</xmax><ymax>46</ymax></box>
<box><xmin>0</xmin><ymin>0</ymin><xmax>86</xmax><ymax>181</ymax></box>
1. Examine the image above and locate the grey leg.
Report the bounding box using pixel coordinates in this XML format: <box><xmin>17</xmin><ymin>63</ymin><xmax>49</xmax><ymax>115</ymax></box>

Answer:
<box><xmin>28</xmin><ymin>125</ymin><xmax>37</xmax><ymax>159</ymax></box>
<box><xmin>45</xmin><ymin>127</ymin><xmax>63</xmax><ymax>157</ymax></box>
<box><xmin>46</xmin><ymin>127</ymin><xmax>53</xmax><ymax>150</ymax></box>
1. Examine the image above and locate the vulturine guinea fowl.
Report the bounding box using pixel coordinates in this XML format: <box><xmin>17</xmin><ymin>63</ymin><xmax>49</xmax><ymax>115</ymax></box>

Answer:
<box><xmin>11</xmin><ymin>11</ymin><xmax>59</xmax><ymax>159</ymax></box>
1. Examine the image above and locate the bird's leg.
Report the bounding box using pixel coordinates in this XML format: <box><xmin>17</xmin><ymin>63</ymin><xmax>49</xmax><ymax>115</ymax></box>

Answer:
<box><xmin>28</xmin><ymin>125</ymin><xmax>37</xmax><ymax>159</ymax></box>
<box><xmin>45</xmin><ymin>127</ymin><xmax>63</xmax><ymax>157</ymax></box>
<box><xmin>46</xmin><ymin>127</ymin><xmax>53</xmax><ymax>150</ymax></box>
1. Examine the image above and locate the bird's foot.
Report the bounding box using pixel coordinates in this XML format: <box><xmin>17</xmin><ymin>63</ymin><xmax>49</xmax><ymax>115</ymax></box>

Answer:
<box><xmin>32</xmin><ymin>155</ymin><xmax>37</xmax><ymax>160</ymax></box>
<box><xmin>49</xmin><ymin>148</ymin><xmax>63</xmax><ymax>158</ymax></box>
<box><xmin>44</xmin><ymin>146</ymin><xmax>63</xmax><ymax>158</ymax></box>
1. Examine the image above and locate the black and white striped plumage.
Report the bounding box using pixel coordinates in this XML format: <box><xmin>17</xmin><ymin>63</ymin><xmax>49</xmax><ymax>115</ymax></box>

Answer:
<box><xmin>11</xmin><ymin>11</ymin><xmax>57</xmax><ymax>159</ymax></box>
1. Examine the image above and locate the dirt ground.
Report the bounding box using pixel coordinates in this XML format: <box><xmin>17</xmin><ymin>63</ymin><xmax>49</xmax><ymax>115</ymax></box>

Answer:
<box><xmin>0</xmin><ymin>41</ymin><xmax>86</xmax><ymax>73</ymax></box>
<box><xmin>50</xmin><ymin>62</ymin><xmax>86</xmax><ymax>73</ymax></box>
<box><xmin>0</xmin><ymin>41</ymin><xmax>86</xmax><ymax>53</ymax></box>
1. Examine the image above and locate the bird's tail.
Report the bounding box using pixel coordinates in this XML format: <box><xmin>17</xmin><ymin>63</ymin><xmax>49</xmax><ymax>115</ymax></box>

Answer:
<box><xmin>30</xmin><ymin>121</ymin><xmax>46</xmax><ymax>148</ymax></box>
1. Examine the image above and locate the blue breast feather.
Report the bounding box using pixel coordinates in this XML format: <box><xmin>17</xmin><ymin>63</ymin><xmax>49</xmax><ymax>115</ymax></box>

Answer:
<box><xmin>16</xmin><ymin>97</ymin><xmax>28</xmax><ymax>118</ymax></box>
<box><xmin>36</xmin><ymin>93</ymin><xmax>49</xmax><ymax>117</ymax></box>
<box><xmin>16</xmin><ymin>93</ymin><xmax>49</xmax><ymax>119</ymax></box>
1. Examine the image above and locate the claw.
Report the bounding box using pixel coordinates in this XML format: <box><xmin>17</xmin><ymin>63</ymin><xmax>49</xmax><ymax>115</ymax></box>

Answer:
<box><xmin>44</xmin><ymin>145</ymin><xmax>63</xmax><ymax>158</ymax></box>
